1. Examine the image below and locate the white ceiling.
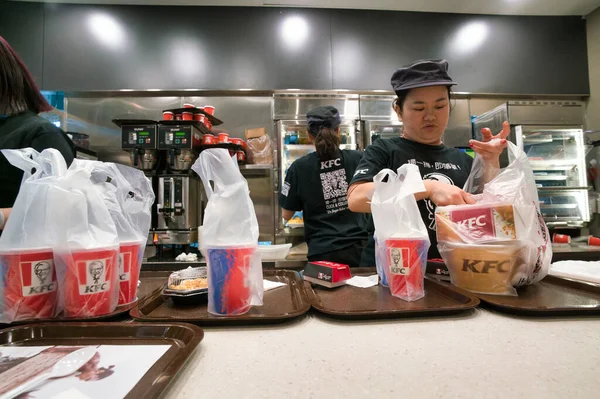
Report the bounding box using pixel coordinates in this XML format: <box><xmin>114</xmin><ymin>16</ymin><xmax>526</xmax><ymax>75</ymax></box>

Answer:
<box><xmin>12</xmin><ymin>0</ymin><xmax>600</xmax><ymax>16</ymax></box>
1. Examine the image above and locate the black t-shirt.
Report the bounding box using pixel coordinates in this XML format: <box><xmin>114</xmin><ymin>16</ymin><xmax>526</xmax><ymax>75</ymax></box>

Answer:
<box><xmin>280</xmin><ymin>149</ymin><xmax>368</xmax><ymax>257</ymax></box>
<box><xmin>350</xmin><ymin>137</ymin><xmax>474</xmax><ymax>266</ymax></box>
<box><xmin>0</xmin><ymin>111</ymin><xmax>76</xmax><ymax>208</ymax></box>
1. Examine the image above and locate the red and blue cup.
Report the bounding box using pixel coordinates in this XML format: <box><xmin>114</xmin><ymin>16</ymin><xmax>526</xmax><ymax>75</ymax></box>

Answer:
<box><xmin>381</xmin><ymin>238</ymin><xmax>429</xmax><ymax>301</ymax></box>
<box><xmin>206</xmin><ymin>245</ymin><xmax>257</xmax><ymax>316</ymax></box>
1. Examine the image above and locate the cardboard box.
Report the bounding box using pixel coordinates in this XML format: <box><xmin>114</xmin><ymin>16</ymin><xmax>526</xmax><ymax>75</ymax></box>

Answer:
<box><xmin>303</xmin><ymin>261</ymin><xmax>351</xmax><ymax>288</ymax></box>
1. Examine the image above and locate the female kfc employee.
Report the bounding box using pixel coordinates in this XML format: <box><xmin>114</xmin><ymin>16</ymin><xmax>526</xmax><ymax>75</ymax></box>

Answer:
<box><xmin>280</xmin><ymin>106</ymin><xmax>368</xmax><ymax>267</ymax></box>
<box><xmin>0</xmin><ymin>36</ymin><xmax>75</xmax><ymax>230</ymax></box>
<box><xmin>348</xmin><ymin>59</ymin><xmax>509</xmax><ymax>267</ymax></box>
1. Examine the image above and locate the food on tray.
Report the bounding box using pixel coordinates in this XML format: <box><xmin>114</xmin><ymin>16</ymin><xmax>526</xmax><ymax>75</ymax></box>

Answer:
<box><xmin>168</xmin><ymin>277</ymin><xmax>208</xmax><ymax>291</ymax></box>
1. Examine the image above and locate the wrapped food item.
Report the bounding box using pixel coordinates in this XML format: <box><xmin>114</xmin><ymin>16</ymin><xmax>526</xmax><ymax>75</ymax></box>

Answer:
<box><xmin>371</xmin><ymin>164</ymin><xmax>430</xmax><ymax>301</ymax></box>
<box><xmin>85</xmin><ymin>161</ymin><xmax>154</xmax><ymax>305</ymax></box>
<box><xmin>192</xmin><ymin>149</ymin><xmax>263</xmax><ymax>315</ymax></box>
<box><xmin>436</xmin><ymin>142</ymin><xmax>551</xmax><ymax>296</ymax></box>
<box><xmin>163</xmin><ymin>267</ymin><xmax>208</xmax><ymax>305</ymax></box>
<box><xmin>52</xmin><ymin>160</ymin><xmax>120</xmax><ymax>317</ymax></box>
<box><xmin>0</xmin><ymin>149</ymin><xmax>68</xmax><ymax>322</ymax></box>
<box><xmin>245</xmin><ymin>128</ymin><xmax>273</xmax><ymax>165</ymax></box>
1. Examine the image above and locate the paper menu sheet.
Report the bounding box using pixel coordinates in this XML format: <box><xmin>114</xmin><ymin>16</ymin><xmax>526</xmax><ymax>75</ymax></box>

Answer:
<box><xmin>0</xmin><ymin>345</ymin><xmax>170</xmax><ymax>399</ymax></box>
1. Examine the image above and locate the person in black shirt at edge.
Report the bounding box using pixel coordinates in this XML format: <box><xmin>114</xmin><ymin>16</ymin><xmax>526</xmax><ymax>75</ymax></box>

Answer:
<box><xmin>0</xmin><ymin>36</ymin><xmax>76</xmax><ymax>231</ymax></box>
<box><xmin>348</xmin><ymin>59</ymin><xmax>509</xmax><ymax>268</ymax></box>
<box><xmin>280</xmin><ymin>106</ymin><xmax>368</xmax><ymax>267</ymax></box>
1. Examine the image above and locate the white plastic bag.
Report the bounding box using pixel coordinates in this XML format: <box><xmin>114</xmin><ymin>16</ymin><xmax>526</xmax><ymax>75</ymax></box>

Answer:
<box><xmin>53</xmin><ymin>159</ymin><xmax>121</xmax><ymax>318</ymax></box>
<box><xmin>371</xmin><ymin>164</ymin><xmax>430</xmax><ymax>301</ymax></box>
<box><xmin>192</xmin><ymin>149</ymin><xmax>263</xmax><ymax>315</ymax></box>
<box><xmin>0</xmin><ymin>149</ymin><xmax>68</xmax><ymax>322</ymax></box>
<box><xmin>84</xmin><ymin>160</ymin><xmax>154</xmax><ymax>304</ymax></box>
<box><xmin>436</xmin><ymin>142</ymin><xmax>552</xmax><ymax>296</ymax></box>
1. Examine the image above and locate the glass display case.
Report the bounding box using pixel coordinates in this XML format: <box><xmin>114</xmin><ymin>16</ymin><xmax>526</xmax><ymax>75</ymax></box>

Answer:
<box><xmin>516</xmin><ymin>126</ymin><xmax>590</xmax><ymax>227</ymax></box>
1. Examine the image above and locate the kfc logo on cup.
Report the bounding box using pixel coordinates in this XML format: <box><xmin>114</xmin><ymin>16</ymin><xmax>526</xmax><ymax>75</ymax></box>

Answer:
<box><xmin>388</xmin><ymin>247</ymin><xmax>410</xmax><ymax>275</ymax></box>
<box><xmin>79</xmin><ymin>259</ymin><xmax>111</xmax><ymax>295</ymax></box>
<box><xmin>20</xmin><ymin>259</ymin><xmax>57</xmax><ymax>297</ymax></box>
<box><xmin>118</xmin><ymin>252</ymin><xmax>131</xmax><ymax>282</ymax></box>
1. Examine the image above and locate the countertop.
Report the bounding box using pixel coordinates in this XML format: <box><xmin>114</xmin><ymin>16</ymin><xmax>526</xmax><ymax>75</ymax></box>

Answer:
<box><xmin>161</xmin><ymin>309</ymin><xmax>600</xmax><ymax>399</ymax></box>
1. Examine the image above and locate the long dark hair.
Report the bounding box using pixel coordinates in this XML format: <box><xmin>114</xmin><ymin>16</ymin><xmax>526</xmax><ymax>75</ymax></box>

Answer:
<box><xmin>0</xmin><ymin>36</ymin><xmax>52</xmax><ymax>115</ymax></box>
<box><xmin>309</xmin><ymin>126</ymin><xmax>340</xmax><ymax>160</ymax></box>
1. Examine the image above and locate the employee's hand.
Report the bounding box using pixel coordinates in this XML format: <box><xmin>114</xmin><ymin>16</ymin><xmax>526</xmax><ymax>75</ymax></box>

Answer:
<box><xmin>425</xmin><ymin>181</ymin><xmax>476</xmax><ymax>206</ymax></box>
<box><xmin>469</xmin><ymin>120</ymin><xmax>510</xmax><ymax>163</ymax></box>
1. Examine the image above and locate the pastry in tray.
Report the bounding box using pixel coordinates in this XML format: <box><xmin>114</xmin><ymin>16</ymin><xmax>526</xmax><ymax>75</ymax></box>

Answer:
<box><xmin>163</xmin><ymin>267</ymin><xmax>208</xmax><ymax>305</ymax></box>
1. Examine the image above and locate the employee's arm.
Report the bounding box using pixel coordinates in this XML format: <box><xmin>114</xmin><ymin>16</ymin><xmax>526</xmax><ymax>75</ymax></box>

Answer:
<box><xmin>348</xmin><ymin>180</ymin><xmax>474</xmax><ymax>213</ymax></box>
<box><xmin>282</xmin><ymin>208</ymin><xmax>295</xmax><ymax>221</ymax></box>
<box><xmin>0</xmin><ymin>208</ymin><xmax>11</xmax><ymax>230</ymax></box>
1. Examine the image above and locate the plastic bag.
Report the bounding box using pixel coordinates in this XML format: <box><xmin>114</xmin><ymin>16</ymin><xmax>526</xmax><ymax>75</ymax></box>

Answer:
<box><xmin>84</xmin><ymin>161</ymin><xmax>154</xmax><ymax>304</ymax></box>
<box><xmin>371</xmin><ymin>164</ymin><xmax>430</xmax><ymax>302</ymax></box>
<box><xmin>247</xmin><ymin>134</ymin><xmax>273</xmax><ymax>165</ymax></box>
<box><xmin>0</xmin><ymin>149</ymin><xmax>67</xmax><ymax>322</ymax></box>
<box><xmin>436</xmin><ymin>141</ymin><xmax>551</xmax><ymax>296</ymax></box>
<box><xmin>192</xmin><ymin>149</ymin><xmax>263</xmax><ymax>315</ymax></box>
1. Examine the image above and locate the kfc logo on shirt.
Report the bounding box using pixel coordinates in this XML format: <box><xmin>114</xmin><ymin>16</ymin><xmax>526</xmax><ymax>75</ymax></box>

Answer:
<box><xmin>119</xmin><ymin>252</ymin><xmax>131</xmax><ymax>282</ymax></box>
<box><xmin>78</xmin><ymin>259</ymin><xmax>111</xmax><ymax>295</ymax></box>
<box><xmin>20</xmin><ymin>259</ymin><xmax>57</xmax><ymax>296</ymax></box>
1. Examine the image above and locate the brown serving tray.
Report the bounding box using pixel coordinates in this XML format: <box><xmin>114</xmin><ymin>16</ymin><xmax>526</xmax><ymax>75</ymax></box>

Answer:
<box><xmin>131</xmin><ymin>269</ymin><xmax>310</xmax><ymax>325</ymax></box>
<box><xmin>0</xmin><ymin>301</ymin><xmax>138</xmax><ymax>327</ymax></box>
<box><xmin>305</xmin><ymin>268</ymin><xmax>479</xmax><ymax>319</ymax></box>
<box><xmin>475</xmin><ymin>275</ymin><xmax>600</xmax><ymax>316</ymax></box>
<box><xmin>0</xmin><ymin>322</ymin><xmax>203</xmax><ymax>399</ymax></box>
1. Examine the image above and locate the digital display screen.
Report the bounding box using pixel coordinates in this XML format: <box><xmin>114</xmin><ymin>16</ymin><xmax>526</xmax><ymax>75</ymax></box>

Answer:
<box><xmin>175</xmin><ymin>132</ymin><xmax>186</xmax><ymax>137</ymax></box>
<box><xmin>138</xmin><ymin>132</ymin><xmax>150</xmax><ymax>137</ymax></box>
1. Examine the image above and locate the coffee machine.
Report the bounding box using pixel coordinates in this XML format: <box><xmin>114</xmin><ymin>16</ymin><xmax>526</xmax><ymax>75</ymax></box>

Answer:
<box><xmin>117</xmin><ymin>119</ymin><xmax>205</xmax><ymax>258</ymax></box>
<box><xmin>155</xmin><ymin>121</ymin><xmax>204</xmax><ymax>247</ymax></box>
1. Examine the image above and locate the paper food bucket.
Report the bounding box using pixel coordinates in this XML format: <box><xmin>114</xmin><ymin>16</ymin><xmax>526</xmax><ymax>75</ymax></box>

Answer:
<box><xmin>0</xmin><ymin>248</ymin><xmax>58</xmax><ymax>321</ymax></box>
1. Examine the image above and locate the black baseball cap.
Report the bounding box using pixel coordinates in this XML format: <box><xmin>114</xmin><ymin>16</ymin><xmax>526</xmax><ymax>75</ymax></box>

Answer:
<box><xmin>306</xmin><ymin>106</ymin><xmax>341</xmax><ymax>135</ymax></box>
<box><xmin>390</xmin><ymin>59</ymin><xmax>457</xmax><ymax>95</ymax></box>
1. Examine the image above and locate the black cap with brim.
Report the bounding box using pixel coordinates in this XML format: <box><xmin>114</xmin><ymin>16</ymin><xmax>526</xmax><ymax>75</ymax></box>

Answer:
<box><xmin>306</xmin><ymin>106</ymin><xmax>341</xmax><ymax>135</ymax></box>
<box><xmin>391</xmin><ymin>59</ymin><xmax>457</xmax><ymax>95</ymax></box>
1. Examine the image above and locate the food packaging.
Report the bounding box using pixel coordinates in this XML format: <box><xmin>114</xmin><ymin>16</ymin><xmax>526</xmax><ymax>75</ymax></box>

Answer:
<box><xmin>371</xmin><ymin>164</ymin><xmax>430</xmax><ymax>301</ymax></box>
<box><xmin>163</xmin><ymin>111</ymin><xmax>174</xmax><ymax>121</ymax></box>
<box><xmin>192</xmin><ymin>149</ymin><xmax>263</xmax><ymax>316</ymax></box>
<box><xmin>182</xmin><ymin>112</ymin><xmax>193</xmax><ymax>121</ymax></box>
<box><xmin>183</xmin><ymin>103</ymin><xmax>195</xmax><ymax>109</ymax></box>
<box><xmin>0</xmin><ymin>148</ymin><xmax>69</xmax><ymax>322</ymax></box>
<box><xmin>202</xmin><ymin>134</ymin><xmax>217</xmax><ymax>145</ymax></box>
<box><xmin>0</xmin><ymin>248</ymin><xmax>58</xmax><ymax>321</ymax></box>
<box><xmin>589</xmin><ymin>236</ymin><xmax>600</xmax><ymax>247</ymax></box>
<box><xmin>245</xmin><ymin>128</ymin><xmax>273</xmax><ymax>165</ymax></box>
<box><xmin>218</xmin><ymin>132</ymin><xmax>229</xmax><ymax>144</ymax></box>
<box><xmin>203</xmin><ymin>105</ymin><xmax>215</xmax><ymax>115</ymax></box>
<box><xmin>58</xmin><ymin>247</ymin><xmax>119</xmax><ymax>317</ymax></box>
<box><xmin>437</xmin><ymin>141</ymin><xmax>552</xmax><ymax>296</ymax></box>
<box><xmin>553</xmin><ymin>233</ymin><xmax>571</xmax><ymax>244</ymax></box>
<box><xmin>163</xmin><ymin>267</ymin><xmax>208</xmax><ymax>306</ymax></box>
<box><xmin>206</xmin><ymin>246</ymin><xmax>257</xmax><ymax>315</ymax></box>
<box><xmin>438</xmin><ymin>241</ymin><xmax>530</xmax><ymax>295</ymax></box>
<box><xmin>303</xmin><ymin>261</ymin><xmax>351</xmax><ymax>288</ymax></box>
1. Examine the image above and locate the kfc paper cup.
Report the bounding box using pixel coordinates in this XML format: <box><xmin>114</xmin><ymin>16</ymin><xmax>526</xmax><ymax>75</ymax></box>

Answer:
<box><xmin>0</xmin><ymin>248</ymin><xmax>58</xmax><ymax>321</ymax></box>
<box><xmin>218</xmin><ymin>133</ymin><xmax>229</xmax><ymax>144</ymax></box>
<box><xmin>203</xmin><ymin>105</ymin><xmax>215</xmax><ymax>115</ymax></box>
<box><xmin>182</xmin><ymin>112</ymin><xmax>193</xmax><ymax>121</ymax></box>
<box><xmin>118</xmin><ymin>241</ymin><xmax>143</xmax><ymax>305</ymax></box>
<box><xmin>588</xmin><ymin>236</ymin><xmax>600</xmax><ymax>247</ymax></box>
<box><xmin>553</xmin><ymin>233</ymin><xmax>571</xmax><ymax>244</ymax></box>
<box><xmin>383</xmin><ymin>238</ymin><xmax>428</xmax><ymax>302</ymax></box>
<box><xmin>206</xmin><ymin>246</ymin><xmax>256</xmax><ymax>316</ymax></box>
<box><xmin>183</xmin><ymin>103</ymin><xmax>195</xmax><ymax>109</ymax></box>
<box><xmin>163</xmin><ymin>111</ymin><xmax>174</xmax><ymax>121</ymax></box>
<box><xmin>57</xmin><ymin>247</ymin><xmax>119</xmax><ymax>318</ymax></box>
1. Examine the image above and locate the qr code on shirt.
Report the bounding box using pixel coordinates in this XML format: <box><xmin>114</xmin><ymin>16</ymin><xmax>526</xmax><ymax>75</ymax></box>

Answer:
<box><xmin>282</xmin><ymin>182</ymin><xmax>291</xmax><ymax>197</ymax></box>
<box><xmin>320</xmin><ymin>169</ymin><xmax>348</xmax><ymax>200</ymax></box>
